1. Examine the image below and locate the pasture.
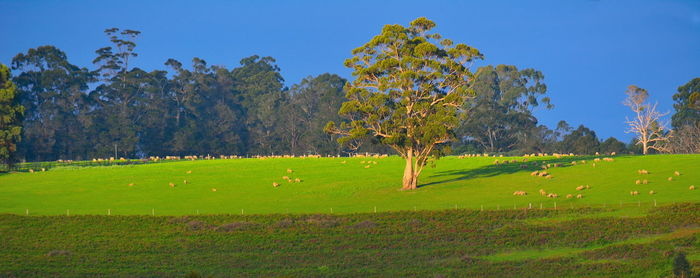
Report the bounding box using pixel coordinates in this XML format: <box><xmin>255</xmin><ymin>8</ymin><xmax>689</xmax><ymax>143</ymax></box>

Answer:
<box><xmin>1</xmin><ymin>204</ymin><xmax>698</xmax><ymax>277</ymax></box>
<box><xmin>0</xmin><ymin>154</ymin><xmax>698</xmax><ymax>215</ymax></box>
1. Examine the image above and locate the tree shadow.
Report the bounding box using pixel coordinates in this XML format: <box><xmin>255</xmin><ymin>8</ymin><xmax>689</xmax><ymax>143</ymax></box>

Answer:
<box><xmin>419</xmin><ymin>155</ymin><xmax>624</xmax><ymax>188</ymax></box>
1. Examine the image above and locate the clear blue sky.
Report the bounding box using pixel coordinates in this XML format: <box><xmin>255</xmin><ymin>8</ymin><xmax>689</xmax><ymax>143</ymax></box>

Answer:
<box><xmin>2</xmin><ymin>0</ymin><xmax>699</xmax><ymax>142</ymax></box>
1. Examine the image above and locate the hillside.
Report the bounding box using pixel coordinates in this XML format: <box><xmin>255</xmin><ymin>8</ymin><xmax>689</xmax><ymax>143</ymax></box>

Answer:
<box><xmin>0</xmin><ymin>154</ymin><xmax>698</xmax><ymax>215</ymax></box>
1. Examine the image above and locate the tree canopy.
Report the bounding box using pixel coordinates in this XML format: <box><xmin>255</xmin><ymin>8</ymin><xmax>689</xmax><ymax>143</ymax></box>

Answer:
<box><xmin>0</xmin><ymin>64</ymin><xmax>24</xmax><ymax>167</ymax></box>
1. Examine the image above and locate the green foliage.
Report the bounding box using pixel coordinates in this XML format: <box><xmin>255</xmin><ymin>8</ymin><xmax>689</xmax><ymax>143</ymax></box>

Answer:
<box><xmin>328</xmin><ymin>17</ymin><xmax>482</xmax><ymax>189</ymax></box>
<box><xmin>599</xmin><ymin>137</ymin><xmax>628</xmax><ymax>154</ymax></box>
<box><xmin>281</xmin><ymin>74</ymin><xmax>347</xmax><ymax>155</ymax></box>
<box><xmin>672</xmin><ymin>252</ymin><xmax>692</xmax><ymax>278</ymax></box>
<box><xmin>0</xmin><ymin>64</ymin><xmax>24</xmax><ymax>167</ymax></box>
<box><xmin>672</xmin><ymin>77</ymin><xmax>700</xmax><ymax>129</ymax></box>
<box><xmin>456</xmin><ymin>65</ymin><xmax>551</xmax><ymax>153</ymax></box>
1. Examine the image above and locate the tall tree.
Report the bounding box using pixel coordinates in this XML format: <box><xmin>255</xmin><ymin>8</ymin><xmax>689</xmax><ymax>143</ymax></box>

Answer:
<box><xmin>599</xmin><ymin>137</ymin><xmax>627</xmax><ymax>154</ymax></box>
<box><xmin>0</xmin><ymin>64</ymin><xmax>24</xmax><ymax>168</ymax></box>
<box><xmin>231</xmin><ymin>55</ymin><xmax>285</xmax><ymax>155</ymax></box>
<box><xmin>671</xmin><ymin>77</ymin><xmax>700</xmax><ymax>128</ymax></box>
<box><xmin>90</xmin><ymin>28</ymin><xmax>143</xmax><ymax>157</ymax></box>
<box><xmin>623</xmin><ymin>85</ymin><xmax>670</xmax><ymax>155</ymax></box>
<box><xmin>561</xmin><ymin>125</ymin><xmax>599</xmax><ymax>155</ymax></box>
<box><xmin>326</xmin><ymin>17</ymin><xmax>482</xmax><ymax>190</ymax></box>
<box><xmin>11</xmin><ymin>46</ymin><xmax>93</xmax><ymax>161</ymax></box>
<box><xmin>281</xmin><ymin>74</ymin><xmax>347</xmax><ymax>155</ymax></box>
<box><xmin>456</xmin><ymin>65</ymin><xmax>551</xmax><ymax>153</ymax></box>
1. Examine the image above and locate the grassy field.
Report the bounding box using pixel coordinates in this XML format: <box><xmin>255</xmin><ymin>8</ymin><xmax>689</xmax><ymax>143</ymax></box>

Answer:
<box><xmin>1</xmin><ymin>203</ymin><xmax>698</xmax><ymax>277</ymax></box>
<box><xmin>0</xmin><ymin>154</ymin><xmax>698</xmax><ymax>215</ymax></box>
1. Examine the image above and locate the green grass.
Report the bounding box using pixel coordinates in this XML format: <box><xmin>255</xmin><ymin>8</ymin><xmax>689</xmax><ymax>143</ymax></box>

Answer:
<box><xmin>1</xmin><ymin>154</ymin><xmax>699</xmax><ymax>215</ymax></box>
<box><xmin>1</xmin><ymin>204</ymin><xmax>698</xmax><ymax>277</ymax></box>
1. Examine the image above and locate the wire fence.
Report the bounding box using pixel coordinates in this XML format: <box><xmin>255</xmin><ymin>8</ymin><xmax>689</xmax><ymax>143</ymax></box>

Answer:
<box><xmin>8</xmin><ymin>200</ymin><xmax>672</xmax><ymax>216</ymax></box>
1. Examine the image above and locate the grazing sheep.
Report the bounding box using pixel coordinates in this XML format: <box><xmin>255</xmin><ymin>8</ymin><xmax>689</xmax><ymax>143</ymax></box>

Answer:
<box><xmin>287</xmin><ymin>168</ymin><xmax>293</xmax><ymax>173</ymax></box>
<box><xmin>169</xmin><ymin>182</ymin><xmax>175</xmax><ymax>187</ymax></box>
<box><xmin>547</xmin><ymin>193</ymin><xmax>559</xmax><ymax>198</ymax></box>
<box><xmin>211</xmin><ymin>188</ymin><xmax>217</xmax><ymax>192</ymax></box>
<box><xmin>360</xmin><ymin>161</ymin><xmax>366</xmax><ymax>164</ymax></box>
<box><xmin>642</xmin><ymin>179</ymin><xmax>648</xmax><ymax>184</ymax></box>
<box><xmin>649</xmin><ymin>190</ymin><xmax>655</xmax><ymax>195</ymax></box>
<box><xmin>530</xmin><ymin>171</ymin><xmax>539</xmax><ymax>176</ymax></box>
<box><xmin>294</xmin><ymin>178</ymin><xmax>301</xmax><ymax>183</ymax></box>
<box><xmin>186</xmin><ymin>170</ymin><xmax>192</xmax><ymax>174</ymax></box>
<box><xmin>183</xmin><ymin>180</ymin><xmax>188</xmax><ymax>184</ymax></box>
<box><xmin>690</xmin><ymin>185</ymin><xmax>695</xmax><ymax>190</ymax></box>
<box><xmin>668</xmin><ymin>177</ymin><xmax>673</xmax><ymax>181</ymax></box>
<box><xmin>494</xmin><ymin>160</ymin><xmax>500</xmax><ymax>165</ymax></box>
<box><xmin>513</xmin><ymin>191</ymin><xmax>527</xmax><ymax>196</ymax></box>
<box><xmin>592</xmin><ymin>163</ymin><xmax>596</xmax><ymax>167</ymax></box>
<box><xmin>364</xmin><ymin>165</ymin><xmax>371</xmax><ymax>169</ymax></box>
<box><xmin>635</xmin><ymin>180</ymin><xmax>641</xmax><ymax>185</ymax></box>
<box><xmin>28</xmin><ymin>169</ymin><xmax>34</xmax><ymax>173</ymax></box>
<box><xmin>611</xmin><ymin>152</ymin><xmax>616</xmax><ymax>156</ymax></box>
<box><xmin>638</xmin><ymin>169</ymin><xmax>649</xmax><ymax>174</ymax></box>
<box><xmin>545</xmin><ymin>175</ymin><xmax>553</xmax><ymax>179</ymax></box>
<box><xmin>576</xmin><ymin>194</ymin><xmax>583</xmax><ymax>199</ymax></box>
<box><xmin>273</xmin><ymin>182</ymin><xmax>279</xmax><ymax>187</ymax></box>
<box><xmin>341</xmin><ymin>161</ymin><xmax>347</xmax><ymax>164</ymax></box>
<box><xmin>282</xmin><ymin>176</ymin><xmax>290</xmax><ymax>180</ymax></box>
<box><xmin>630</xmin><ymin>191</ymin><xmax>639</xmax><ymax>196</ymax></box>
<box><xmin>576</xmin><ymin>185</ymin><xmax>585</xmax><ymax>191</ymax></box>
<box><xmin>128</xmin><ymin>183</ymin><xmax>134</xmax><ymax>187</ymax></box>
<box><xmin>287</xmin><ymin>179</ymin><xmax>293</xmax><ymax>183</ymax></box>
<box><xmin>538</xmin><ymin>171</ymin><xmax>549</xmax><ymax>177</ymax></box>
<box><xmin>571</xmin><ymin>161</ymin><xmax>577</xmax><ymax>165</ymax></box>
<box><xmin>594</xmin><ymin>158</ymin><xmax>601</xmax><ymax>162</ymax></box>
<box><xmin>41</xmin><ymin>168</ymin><xmax>46</xmax><ymax>172</ymax></box>
<box><xmin>539</xmin><ymin>189</ymin><xmax>547</xmax><ymax>196</ymax></box>
<box><xmin>595</xmin><ymin>152</ymin><xmax>600</xmax><ymax>155</ymax></box>
<box><xmin>674</xmin><ymin>171</ymin><xmax>680</xmax><ymax>176</ymax></box>
<box><xmin>566</xmin><ymin>194</ymin><xmax>573</xmax><ymax>199</ymax></box>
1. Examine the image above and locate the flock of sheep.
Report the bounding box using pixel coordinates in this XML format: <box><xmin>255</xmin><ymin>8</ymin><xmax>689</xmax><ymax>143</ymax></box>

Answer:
<box><xmin>505</xmin><ymin>152</ymin><xmax>696</xmax><ymax>200</ymax></box>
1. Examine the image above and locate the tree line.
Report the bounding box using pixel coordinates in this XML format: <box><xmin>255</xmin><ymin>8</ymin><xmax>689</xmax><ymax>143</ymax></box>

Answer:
<box><xmin>1</xmin><ymin>26</ymin><xmax>699</xmax><ymax>166</ymax></box>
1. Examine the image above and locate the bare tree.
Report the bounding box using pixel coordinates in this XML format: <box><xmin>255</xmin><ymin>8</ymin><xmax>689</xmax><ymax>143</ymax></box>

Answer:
<box><xmin>660</xmin><ymin>123</ymin><xmax>700</xmax><ymax>154</ymax></box>
<box><xmin>623</xmin><ymin>85</ymin><xmax>670</xmax><ymax>154</ymax></box>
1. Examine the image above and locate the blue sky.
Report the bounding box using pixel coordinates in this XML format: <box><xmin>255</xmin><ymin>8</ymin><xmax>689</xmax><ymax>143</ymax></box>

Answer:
<box><xmin>1</xmin><ymin>0</ymin><xmax>699</xmax><ymax>142</ymax></box>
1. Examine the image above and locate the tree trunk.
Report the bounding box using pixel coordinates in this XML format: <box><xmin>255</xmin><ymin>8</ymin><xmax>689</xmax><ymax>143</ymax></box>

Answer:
<box><xmin>642</xmin><ymin>140</ymin><xmax>648</xmax><ymax>155</ymax></box>
<box><xmin>402</xmin><ymin>149</ymin><xmax>416</xmax><ymax>190</ymax></box>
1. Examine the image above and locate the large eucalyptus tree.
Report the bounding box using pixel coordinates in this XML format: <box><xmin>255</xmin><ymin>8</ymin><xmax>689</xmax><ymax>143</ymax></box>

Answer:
<box><xmin>326</xmin><ymin>17</ymin><xmax>482</xmax><ymax>189</ymax></box>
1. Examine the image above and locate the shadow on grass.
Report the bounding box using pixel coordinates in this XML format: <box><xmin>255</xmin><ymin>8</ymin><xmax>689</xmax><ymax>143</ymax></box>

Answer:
<box><xmin>419</xmin><ymin>155</ymin><xmax>632</xmax><ymax>188</ymax></box>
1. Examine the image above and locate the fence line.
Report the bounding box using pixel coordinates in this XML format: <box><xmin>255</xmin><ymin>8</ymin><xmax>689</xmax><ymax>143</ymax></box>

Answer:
<box><xmin>13</xmin><ymin>200</ymin><xmax>672</xmax><ymax>216</ymax></box>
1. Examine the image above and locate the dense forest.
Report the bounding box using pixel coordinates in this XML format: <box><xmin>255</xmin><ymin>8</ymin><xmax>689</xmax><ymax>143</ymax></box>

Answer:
<box><xmin>3</xmin><ymin>28</ymin><xmax>699</xmax><ymax>162</ymax></box>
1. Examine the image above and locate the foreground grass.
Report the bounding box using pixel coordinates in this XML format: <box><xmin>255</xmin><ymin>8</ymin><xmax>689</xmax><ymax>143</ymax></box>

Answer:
<box><xmin>0</xmin><ymin>154</ymin><xmax>698</xmax><ymax>215</ymax></box>
<box><xmin>1</xmin><ymin>203</ymin><xmax>698</xmax><ymax>277</ymax></box>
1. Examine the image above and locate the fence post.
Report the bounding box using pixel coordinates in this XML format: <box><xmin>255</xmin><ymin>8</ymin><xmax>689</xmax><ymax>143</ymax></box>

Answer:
<box><xmin>108</xmin><ymin>209</ymin><xmax>111</xmax><ymax>216</ymax></box>
<box><xmin>25</xmin><ymin>209</ymin><xmax>28</xmax><ymax>216</ymax></box>
<box><xmin>152</xmin><ymin>208</ymin><xmax>155</xmax><ymax>216</ymax></box>
<box><xmin>554</xmin><ymin>202</ymin><xmax>557</xmax><ymax>210</ymax></box>
<box><xmin>66</xmin><ymin>209</ymin><xmax>70</xmax><ymax>216</ymax></box>
<box><xmin>374</xmin><ymin>206</ymin><xmax>377</xmax><ymax>213</ymax></box>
